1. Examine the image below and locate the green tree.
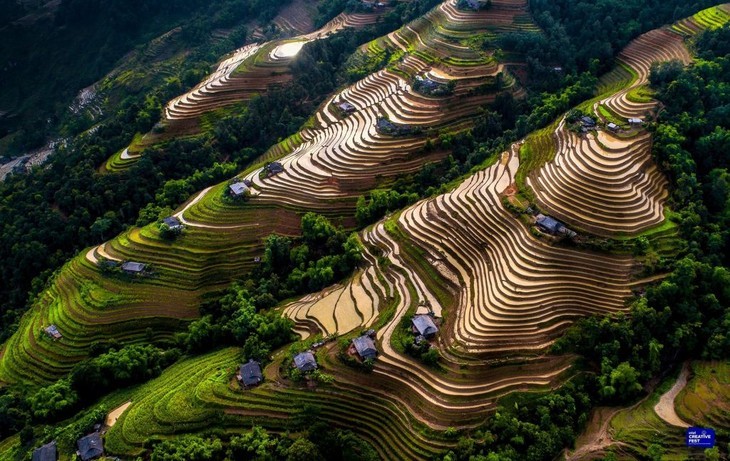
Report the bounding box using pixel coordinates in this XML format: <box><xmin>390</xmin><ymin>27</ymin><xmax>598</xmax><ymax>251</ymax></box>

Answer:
<box><xmin>151</xmin><ymin>435</ymin><xmax>225</xmax><ymax>461</ymax></box>
<box><xmin>285</xmin><ymin>438</ymin><xmax>321</xmax><ymax>461</ymax></box>
<box><xmin>27</xmin><ymin>379</ymin><xmax>78</xmax><ymax>421</ymax></box>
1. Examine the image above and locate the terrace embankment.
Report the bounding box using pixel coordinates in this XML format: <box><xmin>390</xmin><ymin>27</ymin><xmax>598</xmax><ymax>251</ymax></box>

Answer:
<box><xmin>0</xmin><ymin>0</ymin><xmax>532</xmax><ymax>386</ymax></box>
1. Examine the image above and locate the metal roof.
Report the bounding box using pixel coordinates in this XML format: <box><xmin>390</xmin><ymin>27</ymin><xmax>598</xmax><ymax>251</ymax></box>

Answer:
<box><xmin>240</xmin><ymin>360</ymin><xmax>263</xmax><ymax>386</ymax></box>
<box><xmin>293</xmin><ymin>351</ymin><xmax>317</xmax><ymax>371</ymax></box>
<box><xmin>121</xmin><ymin>262</ymin><xmax>146</xmax><ymax>273</ymax></box>
<box><xmin>229</xmin><ymin>182</ymin><xmax>250</xmax><ymax>196</ymax></box>
<box><xmin>536</xmin><ymin>214</ymin><xmax>564</xmax><ymax>234</ymax></box>
<box><xmin>32</xmin><ymin>441</ymin><xmax>57</xmax><ymax>461</ymax></box>
<box><xmin>77</xmin><ymin>433</ymin><xmax>103</xmax><ymax>461</ymax></box>
<box><xmin>162</xmin><ymin>216</ymin><xmax>182</xmax><ymax>228</ymax></box>
<box><xmin>412</xmin><ymin>315</ymin><xmax>439</xmax><ymax>336</ymax></box>
<box><xmin>352</xmin><ymin>335</ymin><xmax>377</xmax><ymax>358</ymax></box>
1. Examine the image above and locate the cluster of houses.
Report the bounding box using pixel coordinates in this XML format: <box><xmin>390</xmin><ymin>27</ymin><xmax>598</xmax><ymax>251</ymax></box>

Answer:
<box><xmin>228</xmin><ymin>163</ymin><xmax>285</xmax><ymax>199</ymax></box>
<box><xmin>237</xmin><ymin>350</ymin><xmax>320</xmax><ymax>389</ymax></box>
<box><xmin>32</xmin><ymin>432</ymin><xmax>104</xmax><ymax>461</ymax></box>
<box><xmin>573</xmin><ymin>112</ymin><xmax>645</xmax><ymax>135</ymax></box>
<box><xmin>576</xmin><ymin>114</ymin><xmax>645</xmax><ymax>134</ymax></box>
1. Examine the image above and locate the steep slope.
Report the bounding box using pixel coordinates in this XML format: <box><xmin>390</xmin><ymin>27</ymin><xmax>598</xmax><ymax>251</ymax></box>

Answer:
<box><xmin>527</xmin><ymin>29</ymin><xmax>691</xmax><ymax>236</ymax></box>
<box><xmin>0</xmin><ymin>0</ymin><xmax>533</xmax><ymax>385</ymax></box>
<box><xmin>106</xmin><ymin>16</ymin><xmax>719</xmax><ymax>458</ymax></box>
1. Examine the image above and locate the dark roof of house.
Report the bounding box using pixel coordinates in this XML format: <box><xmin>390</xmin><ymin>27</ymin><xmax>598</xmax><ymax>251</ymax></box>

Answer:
<box><xmin>412</xmin><ymin>315</ymin><xmax>439</xmax><ymax>336</ymax></box>
<box><xmin>377</xmin><ymin>117</ymin><xmax>395</xmax><ymax>130</ymax></box>
<box><xmin>352</xmin><ymin>335</ymin><xmax>377</xmax><ymax>358</ymax></box>
<box><xmin>536</xmin><ymin>214</ymin><xmax>564</xmax><ymax>234</ymax></box>
<box><xmin>121</xmin><ymin>261</ymin><xmax>146</xmax><ymax>273</ymax></box>
<box><xmin>229</xmin><ymin>181</ymin><xmax>250</xmax><ymax>196</ymax></box>
<box><xmin>240</xmin><ymin>360</ymin><xmax>263</xmax><ymax>386</ymax></box>
<box><xmin>415</xmin><ymin>75</ymin><xmax>440</xmax><ymax>90</ymax></box>
<box><xmin>337</xmin><ymin>101</ymin><xmax>356</xmax><ymax>112</ymax></box>
<box><xmin>580</xmin><ymin>116</ymin><xmax>596</xmax><ymax>126</ymax></box>
<box><xmin>293</xmin><ymin>351</ymin><xmax>317</xmax><ymax>372</ymax></box>
<box><xmin>77</xmin><ymin>433</ymin><xmax>103</xmax><ymax>461</ymax></box>
<box><xmin>163</xmin><ymin>216</ymin><xmax>182</xmax><ymax>228</ymax></box>
<box><xmin>32</xmin><ymin>441</ymin><xmax>57</xmax><ymax>461</ymax></box>
<box><xmin>267</xmin><ymin>162</ymin><xmax>284</xmax><ymax>174</ymax></box>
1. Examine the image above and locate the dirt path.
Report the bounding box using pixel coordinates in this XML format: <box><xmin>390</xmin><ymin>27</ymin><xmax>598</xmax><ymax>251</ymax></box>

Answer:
<box><xmin>654</xmin><ymin>362</ymin><xmax>691</xmax><ymax>428</ymax></box>
<box><xmin>104</xmin><ymin>401</ymin><xmax>132</xmax><ymax>428</ymax></box>
<box><xmin>566</xmin><ymin>407</ymin><xmax>625</xmax><ymax>461</ymax></box>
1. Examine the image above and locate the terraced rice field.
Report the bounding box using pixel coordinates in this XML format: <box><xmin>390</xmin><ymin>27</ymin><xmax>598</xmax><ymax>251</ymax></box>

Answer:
<box><xmin>607</xmin><ymin>374</ymin><xmax>700</xmax><ymax>460</ymax></box>
<box><xmin>672</xmin><ymin>3</ymin><xmax>730</xmax><ymax>37</ymax></box>
<box><xmin>675</xmin><ymin>361</ymin><xmax>730</xmax><ymax>430</ymax></box>
<box><xmin>164</xmin><ymin>12</ymin><xmax>382</xmax><ymax>123</ymax></box>
<box><xmin>5</xmin><ymin>5</ymin><xmax>728</xmax><ymax>459</ymax></box>
<box><xmin>104</xmin><ymin>11</ymin><xmax>385</xmax><ymax>171</ymax></box>
<box><xmin>527</xmin><ymin>27</ymin><xmax>692</xmax><ymax>236</ymax></box>
<box><xmin>270</xmin><ymin>0</ymin><xmax>318</xmax><ymax>36</ymax></box>
<box><xmin>0</xmin><ymin>0</ymin><xmax>537</xmax><ymax>386</ymax></box>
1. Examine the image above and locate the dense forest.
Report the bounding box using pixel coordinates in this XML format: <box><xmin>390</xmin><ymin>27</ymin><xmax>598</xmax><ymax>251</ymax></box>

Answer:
<box><xmin>0</xmin><ymin>0</ymin><xmax>288</xmax><ymax>152</ymax></box>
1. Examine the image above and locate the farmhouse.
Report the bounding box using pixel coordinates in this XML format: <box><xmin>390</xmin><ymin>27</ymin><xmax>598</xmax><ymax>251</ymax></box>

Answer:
<box><xmin>607</xmin><ymin>122</ymin><xmax>619</xmax><ymax>132</ymax></box>
<box><xmin>627</xmin><ymin>117</ymin><xmax>644</xmax><ymax>125</ymax></box>
<box><xmin>337</xmin><ymin>101</ymin><xmax>356</xmax><ymax>114</ymax></box>
<box><xmin>238</xmin><ymin>359</ymin><xmax>263</xmax><ymax>387</ymax></box>
<box><xmin>32</xmin><ymin>441</ymin><xmax>57</xmax><ymax>461</ymax></box>
<box><xmin>44</xmin><ymin>325</ymin><xmax>62</xmax><ymax>340</ymax></box>
<box><xmin>535</xmin><ymin>214</ymin><xmax>565</xmax><ymax>235</ymax></box>
<box><xmin>265</xmin><ymin>161</ymin><xmax>285</xmax><ymax>177</ymax></box>
<box><xmin>121</xmin><ymin>261</ymin><xmax>146</xmax><ymax>274</ymax></box>
<box><xmin>229</xmin><ymin>181</ymin><xmax>250</xmax><ymax>197</ymax></box>
<box><xmin>76</xmin><ymin>433</ymin><xmax>103</xmax><ymax>461</ymax></box>
<box><xmin>458</xmin><ymin>0</ymin><xmax>485</xmax><ymax>10</ymax></box>
<box><xmin>293</xmin><ymin>351</ymin><xmax>318</xmax><ymax>372</ymax></box>
<box><xmin>580</xmin><ymin>116</ymin><xmax>596</xmax><ymax>127</ymax></box>
<box><xmin>412</xmin><ymin>315</ymin><xmax>439</xmax><ymax>338</ymax></box>
<box><xmin>415</xmin><ymin>75</ymin><xmax>439</xmax><ymax>91</ymax></box>
<box><xmin>351</xmin><ymin>335</ymin><xmax>378</xmax><ymax>360</ymax></box>
<box><xmin>162</xmin><ymin>216</ymin><xmax>183</xmax><ymax>231</ymax></box>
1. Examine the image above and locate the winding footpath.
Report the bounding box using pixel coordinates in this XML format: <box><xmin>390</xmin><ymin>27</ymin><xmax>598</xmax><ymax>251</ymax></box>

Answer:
<box><xmin>654</xmin><ymin>362</ymin><xmax>691</xmax><ymax>428</ymax></box>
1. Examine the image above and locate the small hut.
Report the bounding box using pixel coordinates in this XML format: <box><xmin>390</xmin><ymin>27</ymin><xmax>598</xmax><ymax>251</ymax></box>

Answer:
<box><xmin>43</xmin><ymin>325</ymin><xmax>62</xmax><ymax>340</ymax></box>
<box><xmin>121</xmin><ymin>261</ymin><xmax>146</xmax><ymax>274</ymax></box>
<box><xmin>293</xmin><ymin>351</ymin><xmax>318</xmax><ymax>372</ymax></box>
<box><xmin>412</xmin><ymin>315</ymin><xmax>439</xmax><ymax>338</ymax></box>
<box><xmin>351</xmin><ymin>335</ymin><xmax>378</xmax><ymax>360</ymax></box>
<box><xmin>238</xmin><ymin>359</ymin><xmax>263</xmax><ymax>388</ymax></box>
<box><xmin>76</xmin><ymin>433</ymin><xmax>103</xmax><ymax>461</ymax></box>
<box><xmin>32</xmin><ymin>441</ymin><xmax>57</xmax><ymax>461</ymax></box>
